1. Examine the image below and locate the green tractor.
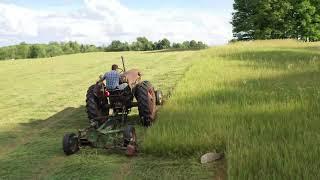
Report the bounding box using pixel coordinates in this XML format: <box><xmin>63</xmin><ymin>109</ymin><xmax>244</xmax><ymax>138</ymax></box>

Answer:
<box><xmin>62</xmin><ymin>57</ymin><xmax>163</xmax><ymax>156</ymax></box>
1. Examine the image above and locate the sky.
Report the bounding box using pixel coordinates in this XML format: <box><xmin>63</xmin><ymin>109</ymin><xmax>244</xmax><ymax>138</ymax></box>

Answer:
<box><xmin>0</xmin><ymin>0</ymin><xmax>234</xmax><ymax>47</ymax></box>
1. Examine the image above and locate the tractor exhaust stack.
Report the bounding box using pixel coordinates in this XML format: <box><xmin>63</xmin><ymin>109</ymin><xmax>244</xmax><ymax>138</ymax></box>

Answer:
<box><xmin>121</xmin><ymin>56</ymin><xmax>126</xmax><ymax>72</ymax></box>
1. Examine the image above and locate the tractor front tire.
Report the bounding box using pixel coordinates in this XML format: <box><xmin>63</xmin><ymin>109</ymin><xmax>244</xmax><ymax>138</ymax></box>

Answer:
<box><xmin>86</xmin><ymin>84</ymin><xmax>109</xmax><ymax>124</ymax></box>
<box><xmin>135</xmin><ymin>81</ymin><xmax>157</xmax><ymax>127</ymax></box>
<box><xmin>63</xmin><ymin>133</ymin><xmax>79</xmax><ymax>155</ymax></box>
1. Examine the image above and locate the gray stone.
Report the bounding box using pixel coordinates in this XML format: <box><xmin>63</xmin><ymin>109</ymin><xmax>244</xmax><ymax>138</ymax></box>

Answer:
<box><xmin>200</xmin><ymin>152</ymin><xmax>223</xmax><ymax>164</ymax></box>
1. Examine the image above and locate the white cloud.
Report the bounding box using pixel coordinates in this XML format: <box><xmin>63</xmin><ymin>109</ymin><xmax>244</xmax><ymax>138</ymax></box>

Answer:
<box><xmin>0</xmin><ymin>0</ymin><xmax>233</xmax><ymax>46</ymax></box>
<box><xmin>0</xmin><ymin>3</ymin><xmax>38</xmax><ymax>36</ymax></box>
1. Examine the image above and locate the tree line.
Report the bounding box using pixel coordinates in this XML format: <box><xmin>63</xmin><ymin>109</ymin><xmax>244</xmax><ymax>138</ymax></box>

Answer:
<box><xmin>105</xmin><ymin>37</ymin><xmax>208</xmax><ymax>52</ymax></box>
<box><xmin>0</xmin><ymin>37</ymin><xmax>208</xmax><ymax>60</ymax></box>
<box><xmin>232</xmin><ymin>0</ymin><xmax>320</xmax><ymax>41</ymax></box>
<box><xmin>0</xmin><ymin>42</ymin><xmax>102</xmax><ymax>60</ymax></box>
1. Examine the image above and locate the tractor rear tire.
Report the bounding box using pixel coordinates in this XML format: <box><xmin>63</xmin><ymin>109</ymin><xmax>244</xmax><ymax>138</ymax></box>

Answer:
<box><xmin>63</xmin><ymin>133</ymin><xmax>79</xmax><ymax>155</ymax></box>
<box><xmin>135</xmin><ymin>81</ymin><xmax>156</xmax><ymax>127</ymax></box>
<box><xmin>86</xmin><ymin>84</ymin><xmax>109</xmax><ymax>124</ymax></box>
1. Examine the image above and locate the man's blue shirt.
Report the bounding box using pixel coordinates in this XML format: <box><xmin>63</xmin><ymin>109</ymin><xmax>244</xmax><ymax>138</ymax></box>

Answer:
<box><xmin>104</xmin><ymin>70</ymin><xmax>120</xmax><ymax>90</ymax></box>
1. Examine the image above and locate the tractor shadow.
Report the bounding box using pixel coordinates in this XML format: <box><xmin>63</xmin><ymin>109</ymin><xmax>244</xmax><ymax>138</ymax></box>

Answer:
<box><xmin>0</xmin><ymin>105</ymin><xmax>144</xmax><ymax>178</ymax></box>
<box><xmin>0</xmin><ymin>105</ymin><xmax>142</xmax><ymax>158</ymax></box>
<box><xmin>19</xmin><ymin>106</ymin><xmax>141</xmax><ymax>130</ymax></box>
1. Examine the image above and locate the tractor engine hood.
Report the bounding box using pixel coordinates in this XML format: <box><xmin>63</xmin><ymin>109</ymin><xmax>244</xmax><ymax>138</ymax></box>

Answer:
<box><xmin>120</xmin><ymin>69</ymin><xmax>141</xmax><ymax>89</ymax></box>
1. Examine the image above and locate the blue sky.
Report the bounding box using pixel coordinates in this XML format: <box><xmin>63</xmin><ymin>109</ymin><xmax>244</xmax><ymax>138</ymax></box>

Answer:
<box><xmin>0</xmin><ymin>0</ymin><xmax>234</xmax><ymax>46</ymax></box>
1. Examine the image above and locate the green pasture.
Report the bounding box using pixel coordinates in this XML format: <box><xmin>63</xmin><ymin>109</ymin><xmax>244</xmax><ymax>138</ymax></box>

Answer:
<box><xmin>0</xmin><ymin>40</ymin><xmax>319</xmax><ymax>179</ymax></box>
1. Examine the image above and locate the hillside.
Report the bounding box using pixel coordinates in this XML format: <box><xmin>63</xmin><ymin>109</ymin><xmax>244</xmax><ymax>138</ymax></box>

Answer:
<box><xmin>0</xmin><ymin>40</ymin><xmax>319</xmax><ymax>179</ymax></box>
<box><xmin>141</xmin><ymin>40</ymin><xmax>320</xmax><ymax>179</ymax></box>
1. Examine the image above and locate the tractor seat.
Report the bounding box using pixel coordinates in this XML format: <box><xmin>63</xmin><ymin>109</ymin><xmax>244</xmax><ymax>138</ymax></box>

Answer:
<box><xmin>107</xmin><ymin>83</ymin><xmax>129</xmax><ymax>96</ymax></box>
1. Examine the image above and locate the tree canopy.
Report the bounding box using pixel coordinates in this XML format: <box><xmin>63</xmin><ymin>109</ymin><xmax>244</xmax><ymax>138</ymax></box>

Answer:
<box><xmin>232</xmin><ymin>0</ymin><xmax>320</xmax><ymax>41</ymax></box>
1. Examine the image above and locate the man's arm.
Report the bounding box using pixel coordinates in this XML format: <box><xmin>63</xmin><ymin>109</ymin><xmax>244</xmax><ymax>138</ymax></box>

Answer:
<box><xmin>99</xmin><ymin>73</ymin><xmax>107</xmax><ymax>84</ymax></box>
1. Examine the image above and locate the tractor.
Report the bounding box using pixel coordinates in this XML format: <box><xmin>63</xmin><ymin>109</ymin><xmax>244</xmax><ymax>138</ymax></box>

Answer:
<box><xmin>62</xmin><ymin>57</ymin><xmax>163</xmax><ymax>156</ymax></box>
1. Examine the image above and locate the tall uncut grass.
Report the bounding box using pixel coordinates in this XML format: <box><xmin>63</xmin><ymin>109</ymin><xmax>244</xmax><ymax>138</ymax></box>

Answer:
<box><xmin>143</xmin><ymin>40</ymin><xmax>320</xmax><ymax>179</ymax></box>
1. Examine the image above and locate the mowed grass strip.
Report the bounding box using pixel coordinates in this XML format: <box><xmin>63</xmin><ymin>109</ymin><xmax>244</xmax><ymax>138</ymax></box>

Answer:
<box><xmin>0</xmin><ymin>51</ymin><xmax>196</xmax><ymax>179</ymax></box>
<box><xmin>142</xmin><ymin>40</ymin><xmax>320</xmax><ymax>179</ymax></box>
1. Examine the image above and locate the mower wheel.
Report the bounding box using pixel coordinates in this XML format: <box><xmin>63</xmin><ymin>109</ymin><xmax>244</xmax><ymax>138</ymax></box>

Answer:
<box><xmin>135</xmin><ymin>81</ymin><xmax>156</xmax><ymax>127</ymax></box>
<box><xmin>123</xmin><ymin>126</ymin><xmax>137</xmax><ymax>156</ymax></box>
<box><xmin>63</xmin><ymin>133</ymin><xmax>79</xmax><ymax>155</ymax></box>
<box><xmin>123</xmin><ymin>125</ymin><xmax>137</xmax><ymax>147</ymax></box>
<box><xmin>155</xmin><ymin>90</ymin><xmax>163</xmax><ymax>105</ymax></box>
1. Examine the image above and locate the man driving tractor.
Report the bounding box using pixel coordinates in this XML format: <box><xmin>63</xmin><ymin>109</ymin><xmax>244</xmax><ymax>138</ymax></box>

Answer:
<box><xmin>103</xmin><ymin>64</ymin><xmax>127</xmax><ymax>90</ymax></box>
<box><xmin>62</xmin><ymin>57</ymin><xmax>163</xmax><ymax>156</ymax></box>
